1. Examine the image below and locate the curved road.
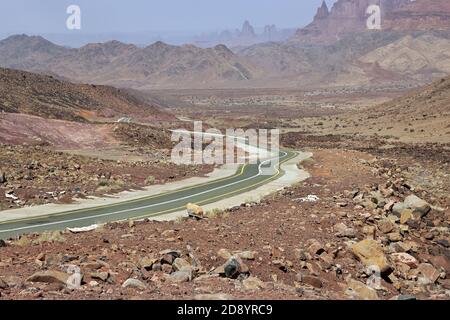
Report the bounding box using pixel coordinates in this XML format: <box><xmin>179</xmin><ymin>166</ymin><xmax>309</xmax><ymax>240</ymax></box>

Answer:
<box><xmin>0</xmin><ymin>150</ymin><xmax>298</xmax><ymax>240</ymax></box>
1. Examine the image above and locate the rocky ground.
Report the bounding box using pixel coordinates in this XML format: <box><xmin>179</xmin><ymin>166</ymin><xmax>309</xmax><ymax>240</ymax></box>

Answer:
<box><xmin>0</xmin><ymin>144</ymin><xmax>212</xmax><ymax>211</ymax></box>
<box><xmin>0</xmin><ymin>146</ymin><xmax>448</xmax><ymax>300</ymax></box>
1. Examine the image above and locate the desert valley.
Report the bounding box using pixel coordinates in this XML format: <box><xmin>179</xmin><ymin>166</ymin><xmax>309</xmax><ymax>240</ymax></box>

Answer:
<box><xmin>0</xmin><ymin>0</ymin><xmax>449</xmax><ymax>302</ymax></box>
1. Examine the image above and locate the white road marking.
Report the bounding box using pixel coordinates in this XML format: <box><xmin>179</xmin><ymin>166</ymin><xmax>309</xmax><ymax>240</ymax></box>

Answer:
<box><xmin>0</xmin><ymin>152</ymin><xmax>288</xmax><ymax>234</ymax></box>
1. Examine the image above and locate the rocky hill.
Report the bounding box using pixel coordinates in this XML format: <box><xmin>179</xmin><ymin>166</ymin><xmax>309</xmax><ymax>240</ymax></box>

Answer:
<box><xmin>0</xmin><ymin>35</ymin><xmax>256</xmax><ymax>90</ymax></box>
<box><xmin>0</xmin><ymin>67</ymin><xmax>174</xmax><ymax>122</ymax></box>
<box><xmin>298</xmin><ymin>74</ymin><xmax>450</xmax><ymax>143</ymax></box>
<box><xmin>290</xmin><ymin>0</ymin><xmax>450</xmax><ymax>44</ymax></box>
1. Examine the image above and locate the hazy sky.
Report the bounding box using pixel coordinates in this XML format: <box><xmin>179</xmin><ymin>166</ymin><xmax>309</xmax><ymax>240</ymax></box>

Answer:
<box><xmin>0</xmin><ymin>0</ymin><xmax>337</xmax><ymax>34</ymax></box>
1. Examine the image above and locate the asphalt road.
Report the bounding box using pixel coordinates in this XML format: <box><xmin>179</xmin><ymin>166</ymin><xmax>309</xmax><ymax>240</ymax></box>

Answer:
<box><xmin>0</xmin><ymin>150</ymin><xmax>296</xmax><ymax>240</ymax></box>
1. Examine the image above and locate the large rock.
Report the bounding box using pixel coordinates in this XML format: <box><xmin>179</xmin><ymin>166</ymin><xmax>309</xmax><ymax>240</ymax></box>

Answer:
<box><xmin>166</xmin><ymin>270</ymin><xmax>192</xmax><ymax>283</ymax></box>
<box><xmin>378</xmin><ymin>219</ymin><xmax>395</xmax><ymax>234</ymax></box>
<box><xmin>242</xmin><ymin>276</ymin><xmax>265</xmax><ymax>291</ymax></box>
<box><xmin>417</xmin><ymin>263</ymin><xmax>440</xmax><ymax>285</ymax></box>
<box><xmin>334</xmin><ymin>223</ymin><xmax>357</xmax><ymax>238</ymax></box>
<box><xmin>27</xmin><ymin>270</ymin><xmax>70</xmax><ymax>286</ymax></box>
<box><xmin>306</xmin><ymin>239</ymin><xmax>325</xmax><ymax>256</ymax></box>
<box><xmin>352</xmin><ymin>239</ymin><xmax>391</xmax><ymax>273</ymax></box>
<box><xmin>122</xmin><ymin>278</ymin><xmax>147</xmax><ymax>289</ymax></box>
<box><xmin>172</xmin><ymin>258</ymin><xmax>192</xmax><ymax>272</ymax></box>
<box><xmin>391</xmin><ymin>253</ymin><xmax>418</xmax><ymax>269</ymax></box>
<box><xmin>186</xmin><ymin>203</ymin><xmax>204</xmax><ymax>218</ymax></box>
<box><xmin>404</xmin><ymin>195</ymin><xmax>431</xmax><ymax>218</ymax></box>
<box><xmin>392</xmin><ymin>202</ymin><xmax>406</xmax><ymax>216</ymax></box>
<box><xmin>345</xmin><ymin>279</ymin><xmax>379</xmax><ymax>300</ymax></box>
<box><xmin>223</xmin><ymin>256</ymin><xmax>248</xmax><ymax>279</ymax></box>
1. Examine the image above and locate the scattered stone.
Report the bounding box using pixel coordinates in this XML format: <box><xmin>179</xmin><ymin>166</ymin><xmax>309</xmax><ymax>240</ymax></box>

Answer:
<box><xmin>161</xmin><ymin>229</ymin><xmax>176</xmax><ymax>237</ymax></box>
<box><xmin>300</xmin><ymin>275</ymin><xmax>323</xmax><ymax>289</ymax></box>
<box><xmin>161</xmin><ymin>264</ymin><xmax>173</xmax><ymax>274</ymax></box>
<box><xmin>417</xmin><ymin>263</ymin><xmax>440</xmax><ymax>285</ymax></box>
<box><xmin>159</xmin><ymin>249</ymin><xmax>181</xmax><ymax>259</ymax></box>
<box><xmin>236</xmin><ymin>251</ymin><xmax>255</xmax><ymax>260</ymax></box>
<box><xmin>362</xmin><ymin>226</ymin><xmax>376</xmax><ymax>240</ymax></box>
<box><xmin>122</xmin><ymin>278</ymin><xmax>147</xmax><ymax>290</ymax></box>
<box><xmin>391</xmin><ymin>253</ymin><xmax>418</xmax><ymax>269</ymax></box>
<box><xmin>187</xmin><ymin>203</ymin><xmax>204</xmax><ymax>219</ymax></box>
<box><xmin>345</xmin><ymin>278</ymin><xmax>379</xmax><ymax>300</ymax></box>
<box><xmin>27</xmin><ymin>270</ymin><xmax>70</xmax><ymax>286</ymax></box>
<box><xmin>388</xmin><ymin>232</ymin><xmax>402</xmax><ymax>242</ymax></box>
<box><xmin>217</xmin><ymin>249</ymin><xmax>232</xmax><ymax>260</ymax></box>
<box><xmin>400</xmin><ymin>209</ymin><xmax>414</xmax><ymax>224</ymax></box>
<box><xmin>223</xmin><ymin>256</ymin><xmax>248</xmax><ymax>279</ymax></box>
<box><xmin>0</xmin><ymin>239</ymin><xmax>6</xmax><ymax>248</ymax></box>
<box><xmin>139</xmin><ymin>257</ymin><xmax>158</xmax><ymax>270</ymax></box>
<box><xmin>392</xmin><ymin>202</ymin><xmax>406</xmax><ymax>216</ymax></box>
<box><xmin>437</xmin><ymin>239</ymin><xmax>450</xmax><ymax>248</ymax></box>
<box><xmin>91</xmin><ymin>272</ymin><xmax>109</xmax><ymax>282</ymax></box>
<box><xmin>166</xmin><ymin>271</ymin><xmax>191</xmax><ymax>283</ymax></box>
<box><xmin>378</xmin><ymin>219</ymin><xmax>395</xmax><ymax>234</ymax></box>
<box><xmin>242</xmin><ymin>276</ymin><xmax>265</xmax><ymax>291</ymax></box>
<box><xmin>334</xmin><ymin>223</ymin><xmax>357</xmax><ymax>238</ymax></box>
<box><xmin>306</xmin><ymin>239</ymin><xmax>325</xmax><ymax>256</ymax></box>
<box><xmin>352</xmin><ymin>239</ymin><xmax>391</xmax><ymax>273</ymax></box>
<box><xmin>428</xmin><ymin>255</ymin><xmax>450</xmax><ymax>277</ymax></box>
<box><xmin>173</xmin><ymin>258</ymin><xmax>192</xmax><ymax>272</ymax></box>
<box><xmin>404</xmin><ymin>195</ymin><xmax>431</xmax><ymax>218</ymax></box>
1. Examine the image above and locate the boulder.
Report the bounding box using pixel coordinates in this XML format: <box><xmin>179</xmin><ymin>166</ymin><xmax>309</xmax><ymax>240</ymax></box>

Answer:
<box><xmin>417</xmin><ymin>263</ymin><xmax>440</xmax><ymax>285</ymax></box>
<box><xmin>91</xmin><ymin>271</ymin><xmax>109</xmax><ymax>282</ymax></box>
<box><xmin>404</xmin><ymin>195</ymin><xmax>431</xmax><ymax>218</ymax></box>
<box><xmin>172</xmin><ymin>258</ymin><xmax>192</xmax><ymax>272</ymax></box>
<box><xmin>392</xmin><ymin>202</ymin><xmax>406</xmax><ymax>216</ymax></box>
<box><xmin>242</xmin><ymin>276</ymin><xmax>265</xmax><ymax>291</ymax></box>
<box><xmin>334</xmin><ymin>223</ymin><xmax>357</xmax><ymax>238</ymax></box>
<box><xmin>299</xmin><ymin>274</ymin><xmax>323</xmax><ymax>288</ymax></box>
<box><xmin>388</xmin><ymin>232</ymin><xmax>402</xmax><ymax>242</ymax></box>
<box><xmin>139</xmin><ymin>257</ymin><xmax>158</xmax><ymax>270</ymax></box>
<box><xmin>166</xmin><ymin>270</ymin><xmax>191</xmax><ymax>283</ymax></box>
<box><xmin>217</xmin><ymin>249</ymin><xmax>232</xmax><ymax>260</ymax></box>
<box><xmin>391</xmin><ymin>253</ymin><xmax>418</xmax><ymax>269</ymax></box>
<box><xmin>378</xmin><ymin>219</ymin><xmax>395</xmax><ymax>234</ymax></box>
<box><xmin>352</xmin><ymin>239</ymin><xmax>391</xmax><ymax>273</ymax></box>
<box><xmin>345</xmin><ymin>279</ymin><xmax>379</xmax><ymax>300</ymax></box>
<box><xmin>27</xmin><ymin>270</ymin><xmax>70</xmax><ymax>286</ymax></box>
<box><xmin>400</xmin><ymin>209</ymin><xmax>414</xmax><ymax>224</ymax></box>
<box><xmin>223</xmin><ymin>256</ymin><xmax>248</xmax><ymax>279</ymax></box>
<box><xmin>186</xmin><ymin>203</ymin><xmax>204</xmax><ymax>218</ymax></box>
<box><xmin>122</xmin><ymin>278</ymin><xmax>147</xmax><ymax>290</ymax></box>
<box><xmin>306</xmin><ymin>239</ymin><xmax>325</xmax><ymax>256</ymax></box>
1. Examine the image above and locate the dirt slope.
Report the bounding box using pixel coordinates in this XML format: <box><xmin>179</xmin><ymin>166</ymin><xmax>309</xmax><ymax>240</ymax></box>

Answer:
<box><xmin>0</xmin><ymin>67</ymin><xmax>175</xmax><ymax>122</ymax></box>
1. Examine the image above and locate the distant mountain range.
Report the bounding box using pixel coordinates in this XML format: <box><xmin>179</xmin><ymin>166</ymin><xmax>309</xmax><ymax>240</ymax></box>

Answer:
<box><xmin>1</xmin><ymin>0</ymin><xmax>450</xmax><ymax>90</ymax></box>
<box><xmin>192</xmin><ymin>20</ymin><xmax>295</xmax><ymax>48</ymax></box>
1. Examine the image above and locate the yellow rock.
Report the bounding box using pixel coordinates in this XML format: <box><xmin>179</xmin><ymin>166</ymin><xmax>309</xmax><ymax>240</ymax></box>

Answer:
<box><xmin>400</xmin><ymin>209</ymin><xmax>414</xmax><ymax>224</ymax></box>
<box><xmin>345</xmin><ymin>279</ymin><xmax>379</xmax><ymax>300</ymax></box>
<box><xmin>186</xmin><ymin>203</ymin><xmax>204</xmax><ymax>217</ymax></box>
<box><xmin>352</xmin><ymin>239</ymin><xmax>391</xmax><ymax>273</ymax></box>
